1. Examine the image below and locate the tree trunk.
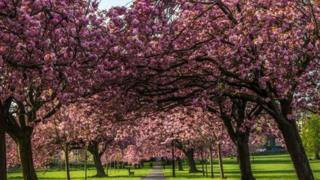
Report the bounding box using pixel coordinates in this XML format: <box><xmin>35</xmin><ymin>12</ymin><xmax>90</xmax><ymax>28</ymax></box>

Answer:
<box><xmin>236</xmin><ymin>135</ymin><xmax>255</xmax><ymax>180</ymax></box>
<box><xmin>185</xmin><ymin>149</ymin><xmax>199</xmax><ymax>173</ymax></box>
<box><xmin>17</xmin><ymin>135</ymin><xmax>38</xmax><ymax>180</ymax></box>
<box><xmin>171</xmin><ymin>141</ymin><xmax>176</xmax><ymax>177</ymax></box>
<box><xmin>276</xmin><ymin>119</ymin><xmax>314</xmax><ymax>180</ymax></box>
<box><xmin>0</xmin><ymin>101</ymin><xmax>10</xmax><ymax>180</ymax></box>
<box><xmin>0</xmin><ymin>127</ymin><xmax>6</xmax><ymax>180</ymax></box>
<box><xmin>64</xmin><ymin>144</ymin><xmax>71</xmax><ymax>180</ymax></box>
<box><xmin>315</xmin><ymin>151</ymin><xmax>320</xmax><ymax>160</ymax></box>
<box><xmin>314</xmin><ymin>146</ymin><xmax>320</xmax><ymax>160</ymax></box>
<box><xmin>87</xmin><ymin>142</ymin><xmax>107</xmax><ymax>177</ymax></box>
<box><xmin>205</xmin><ymin>157</ymin><xmax>208</xmax><ymax>177</ymax></box>
<box><xmin>177</xmin><ymin>157</ymin><xmax>183</xmax><ymax>171</ymax></box>
<box><xmin>201</xmin><ymin>151</ymin><xmax>205</xmax><ymax>176</ymax></box>
<box><xmin>84</xmin><ymin>148</ymin><xmax>88</xmax><ymax>180</ymax></box>
<box><xmin>90</xmin><ymin>147</ymin><xmax>106</xmax><ymax>177</ymax></box>
<box><xmin>105</xmin><ymin>163</ymin><xmax>109</xmax><ymax>176</ymax></box>
<box><xmin>217</xmin><ymin>144</ymin><xmax>224</xmax><ymax>179</ymax></box>
<box><xmin>209</xmin><ymin>147</ymin><xmax>214</xmax><ymax>178</ymax></box>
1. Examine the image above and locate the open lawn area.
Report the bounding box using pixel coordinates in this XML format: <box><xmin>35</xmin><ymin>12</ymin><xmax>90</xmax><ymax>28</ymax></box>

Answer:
<box><xmin>8</xmin><ymin>168</ymin><xmax>151</xmax><ymax>180</ymax></box>
<box><xmin>164</xmin><ymin>154</ymin><xmax>320</xmax><ymax>180</ymax></box>
<box><xmin>8</xmin><ymin>154</ymin><xmax>320</xmax><ymax>180</ymax></box>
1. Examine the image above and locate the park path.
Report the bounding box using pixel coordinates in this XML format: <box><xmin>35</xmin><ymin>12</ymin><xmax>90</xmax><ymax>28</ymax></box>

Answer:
<box><xmin>142</xmin><ymin>165</ymin><xmax>165</xmax><ymax>180</ymax></box>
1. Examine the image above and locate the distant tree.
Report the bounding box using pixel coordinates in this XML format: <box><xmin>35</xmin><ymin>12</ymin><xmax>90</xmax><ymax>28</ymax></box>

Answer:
<box><xmin>301</xmin><ymin>113</ymin><xmax>320</xmax><ymax>160</ymax></box>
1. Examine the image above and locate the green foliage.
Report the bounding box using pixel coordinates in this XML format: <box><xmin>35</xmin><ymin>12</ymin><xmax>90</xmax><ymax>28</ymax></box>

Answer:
<box><xmin>301</xmin><ymin>113</ymin><xmax>320</xmax><ymax>159</ymax></box>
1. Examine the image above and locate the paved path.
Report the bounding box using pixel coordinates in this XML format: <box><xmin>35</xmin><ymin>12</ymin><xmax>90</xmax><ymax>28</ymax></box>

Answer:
<box><xmin>142</xmin><ymin>165</ymin><xmax>165</xmax><ymax>180</ymax></box>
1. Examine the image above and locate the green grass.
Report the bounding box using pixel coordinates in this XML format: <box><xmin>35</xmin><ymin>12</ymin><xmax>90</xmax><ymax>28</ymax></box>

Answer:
<box><xmin>164</xmin><ymin>154</ymin><xmax>320</xmax><ymax>180</ymax></box>
<box><xmin>8</xmin><ymin>167</ymin><xmax>151</xmax><ymax>180</ymax></box>
<box><xmin>8</xmin><ymin>154</ymin><xmax>320</xmax><ymax>179</ymax></box>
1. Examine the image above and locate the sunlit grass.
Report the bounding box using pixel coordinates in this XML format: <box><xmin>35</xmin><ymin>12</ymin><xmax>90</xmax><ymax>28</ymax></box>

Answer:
<box><xmin>8</xmin><ymin>154</ymin><xmax>320</xmax><ymax>180</ymax></box>
<box><xmin>164</xmin><ymin>154</ymin><xmax>320</xmax><ymax>180</ymax></box>
<box><xmin>8</xmin><ymin>167</ymin><xmax>150</xmax><ymax>180</ymax></box>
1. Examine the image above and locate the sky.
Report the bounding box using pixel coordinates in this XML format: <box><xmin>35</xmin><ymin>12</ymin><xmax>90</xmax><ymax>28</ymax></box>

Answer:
<box><xmin>99</xmin><ymin>0</ymin><xmax>132</xmax><ymax>10</ymax></box>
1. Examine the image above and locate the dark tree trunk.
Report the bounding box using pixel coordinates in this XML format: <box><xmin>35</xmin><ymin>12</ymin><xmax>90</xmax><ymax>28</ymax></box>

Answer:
<box><xmin>171</xmin><ymin>141</ymin><xmax>176</xmax><ymax>177</ymax></box>
<box><xmin>0</xmin><ymin>127</ymin><xmax>6</xmax><ymax>180</ymax></box>
<box><xmin>205</xmin><ymin>156</ymin><xmax>208</xmax><ymax>177</ymax></box>
<box><xmin>92</xmin><ymin>151</ymin><xmax>106</xmax><ymax>177</ymax></box>
<box><xmin>17</xmin><ymin>134</ymin><xmax>38</xmax><ymax>180</ymax></box>
<box><xmin>88</xmin><ymin>143</ymin><xmax>106</xmax><ymax>177</ymax></box>
<box><xmin>209</xmin><ymin>147</ymin><xmax>214</xmax><ymax>178</ymax></box>
<box><xmin>64</xmin><ymin>144</ymin><xmax>71</xmax><ymax>180</ymax></box>
<box><xmin>217</xmin><ymin>144</ymin><xmax>224</xmax><ymax>179</ymax></box>
<box><xmin>315</xmin><ymin>151</ymin><xmax>320</xmax><ymax>160</ymax></box>
<box><xmin>84</xmin><ymin>148</ymin><xmax>88</xmax><ymax>180</ymax></box>
<box><xmin>314</xmin><ymin>146</ymin><xmax>320</xmax><ymax>160</ymax></box>
<box><xmin>217</xmin><ymin>99</ymin><xmax>257</xmax><ymax>180</ymax></box>
<box><xmin>0</xmin><ymin>99</ymin><xmax>12</xmax><ymax>180</ymax></box>
<box><xmin>185</xmin><ymin>149</ymin><xmax>199</xmax><ymax>173</ymax></box>
<box><xmin>236</xmin><ymin>135</ymin><xmax>255</xmax><ymax>180</ymax></box>
<box><xmin>276</xmin><ymin>119</ymin><xmax>314</xmax><ymax>180</ymax></box>
<box><xmin>177</xmin><ymin>157</ymin><xmax>183</xmax><ymax>171</ymax></box>
<box><xmin>201</xmin><ymin>151</ymin><xmax>205</xmax><ymax>176</ymax></box>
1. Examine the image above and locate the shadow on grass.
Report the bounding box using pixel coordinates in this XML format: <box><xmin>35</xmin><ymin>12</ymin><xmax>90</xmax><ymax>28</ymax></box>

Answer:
<box><xmin>164</xmin><ymin>169</ymin><xmax>320</xmax><ymax>179</ymax></box>
<box><xmin>8</xmin><ymin>175</ymin><xmax>145</xmax><ymax>180</ymax></box>
<box><xmin>222</xmin><ymin>159</ymin><xmax>293</xmax><ymax>165</ymax></box>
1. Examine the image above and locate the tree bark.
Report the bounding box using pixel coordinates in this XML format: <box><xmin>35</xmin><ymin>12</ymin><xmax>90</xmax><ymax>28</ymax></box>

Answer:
<box><xmin>177</xmin><ymin>157</ymin><xmax>183</xmax><ymax>171</ymax></box>
<box><xmin>0</xmin><ymin>127</ymin><xmax>6</xmax><ymax>180</ymax></box>
<box><xmin>236</xmin><ymin>135</ymin><xmax>255</xmax><ymax>180</ymax></box>
<box><xmin>64</xmin><ymin>144</ymin><xmax>71</xmax><ymax>180</ymax></box>
<box><xmin>185</xmin><ymin>149</ymin><xmax>199</xmax><ymax>173</ymax></box>
<box><xmin>90</xmin><ymin>148</ymin><xmax>106</xmax><ymax>177</ymax></box>
<box><xmin>0</xmin><ymin>99</ymin><xmax>11</xmax><ymax>180</ymax></box>
<box><xmin>209</xmin><ymin>147</ymin><xmax>214</xmax><ymax>178</ymax></box>
<box><xmin>217</xmin><ymin>99</ymin><xmax>256</xmax><ymax>180</ymax></box>
<box><xmin>217</xmin><ymin>144</ymin><xmax>224</xmax><ymax>179</ymax></box>
<box><xmin>87</xmin><ymin>142</ymin><xmax>107</xmax><ymax>177</ymax></box>
<box><xmin>17</xmin><ymin>134</ymin><xmax>38</xmax><ymax>180</ymax></box>
<box><xmin>314</xmin><ymin>146</ymin><xmax>320</xmax><ymax>160</ymax></box>
<box><xmin>276</xmin><ymin>119</ymin><xmax>314</xmax><ymax>180</ymax></box>
<box><xmin>315</xmin><ymin>151</ymin><xmax>320</xmax><ymax>160</ymax></box>
<box><xmin>205</xmin><ymin>156</ymin><xmax>208</xmax><ymax>177</ymax></box>
<box><xmin>84</xmin><ymin>148</ymin><xmax>88</xmax><ymax>180</ymax></box>
<box><xmin>171</xmin><ymin>141</ymin><xmax>176</xmax><ymax>177</ymax></box>
<box><xmin>201</xmin><ymin>151</ymin><xmax>205</xmax><ymax>176</ymax></box>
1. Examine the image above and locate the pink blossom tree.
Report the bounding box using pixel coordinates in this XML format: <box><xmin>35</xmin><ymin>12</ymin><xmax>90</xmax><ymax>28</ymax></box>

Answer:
<box><xmin>0</xmin><ymin>0</ymin><xmax>115</xmax><ymax>179</ymax></box>
<box><xmin>113</xmin><ymin>1</ymin><xmax>320</xmax><ymax>179</ymax></box>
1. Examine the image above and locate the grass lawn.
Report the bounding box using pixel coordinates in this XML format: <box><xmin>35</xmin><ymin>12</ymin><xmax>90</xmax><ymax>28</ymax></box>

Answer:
<box><xmin>164</xmin><ymin>154</ymin><xmax>320</xmax><ymax>180</ymax></box>
<box><xmin>8</xmin><ymin>167</ymin><xmax>151</xmax><ymax>180</ymax></box>
<box><xmin>8</xmin><ymin>154</ymin><xmax>320</xmax><ymax>179</ymax></box>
